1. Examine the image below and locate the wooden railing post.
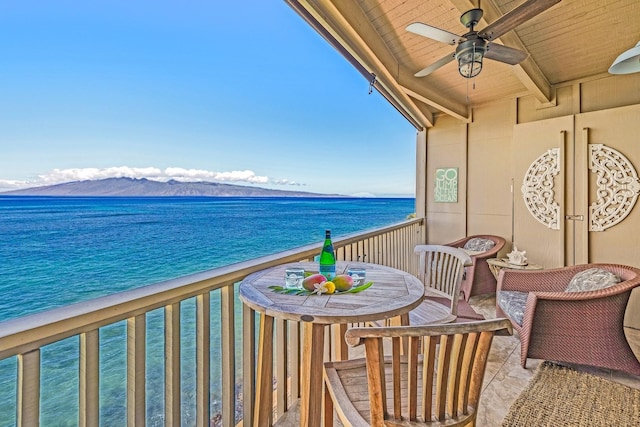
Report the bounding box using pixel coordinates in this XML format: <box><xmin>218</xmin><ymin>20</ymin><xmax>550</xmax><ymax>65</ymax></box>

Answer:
<box><xmin>196</xmin><ymin>293</ymin><xmax>211</xmax><ymax>426</ymax></box>
<box><xmin>127</xmin><ymin>314</ymin><xmax>146</xmax><ymax>427</ymax></box>
<box><xmin>17</xmin><ymin>349</ymin><xmax>40</xmax><ymax>427</ymax></box>
<box><xmin>221</xmin><ymin>286</ymin><xmax>236</xmax><ymax>427</ymax></box>
<box><xmin>79</xmin><ymin>330</ymin><xmax>99</xmax><ymax>427</ymax></box>
<box><xmin>242</xmin><ymin>305</ymin><xmax>256</xmax><ymax>427</ymax></box>
<box><xmin>165</xmin><ymin>303</ymin><xmax>181</xmax><ymax>427</ymax></box>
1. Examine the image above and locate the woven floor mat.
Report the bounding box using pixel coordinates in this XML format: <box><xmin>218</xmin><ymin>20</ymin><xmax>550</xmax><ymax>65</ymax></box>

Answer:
<box><xmin>502</xmin><ymin>361</ymin><xmax>640</xmax><ymax>427</ymax></box>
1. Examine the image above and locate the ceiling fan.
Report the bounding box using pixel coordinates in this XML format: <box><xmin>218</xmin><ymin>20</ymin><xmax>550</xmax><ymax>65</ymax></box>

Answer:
<box><xmin>407</xmin><ymin>0</ymin><xmax>561</xmax><ymax>78</ymax></box>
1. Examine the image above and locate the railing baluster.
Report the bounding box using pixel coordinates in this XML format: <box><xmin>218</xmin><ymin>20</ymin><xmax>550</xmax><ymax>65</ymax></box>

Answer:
<box><xmin>402</xmin><ymin>228</ymin><xmax>406</xmax><ymax>270</ymax></box>
<box><xmin>255</xmin><ymin>313</ymin><xmax>274</xmax><ymax>426</ymax></box>
<box><xmin>275</xmin><ymin>317</ymin><xmax>287</xmax><ymax>417</ymax></box>
<box><xmin>289</xmin><ymin>320</ymin><xmax>300</xmax><ymax>401</ymax></box>
<box><xmin>127</xmin><ymin>315</ymin><xmax>146</xmax><ymax>427</ymax></box>
<box><xmin>196</xmin><ymin>293</ymin><xmax>211</xmax><ymax>426</ymax></box>
<box><xmin>332</xmin><ymin>323</ymin><xmax>348</xmax><ymax>360</ymax></box>
<box><xmin>384</xmin><ymin>232</ymin><xmax>390</xmax><ymax>266</ymax></box>
<box><xmin>165</xmin><ymin>303</ymin><xmax>181</xmax><ymax>427</ymax></box>
<box><xmin>221</xmin><ymin>286</ymin><xmax>236</xmax><ymax>427</ymax></box>
<box><xmin>390</xmin><ymin>230</ymin><xmax>396</xmax><ymax>268</ymax></box>
<box><xmin>396</xmin><ymin>229</ymin><xmax>400</xmax><ymax>269</ymax></box>
<box><xmin>366</xmin><ymin>237</ymin><xmax>371</xmax><ymax>262</ymax></box>
<box><xmin>404</xmin><ymin>226</ymin><xmax>410</xmax><ymax>271</ymax></box>
<box><xmin>242</xmin><ymin>305</ymin><xmax>256</xmax><ymax>427</ymax></box>
<box><xmin>396</xmin><ymin>230</ymin><xmax>401</xmax><ymax>268</ymax></box>
<box><xmin>80</xmin><ymin>330</ymin><xmax>99</xmax><ymax>427</ymax></box>
<box><xmin>17</xmin><ymin>349</ymin><xmax>40</xmax><ymax>427</ymax></box>
<box><xmin>386</xmin><ymin>231</ymin><xmax>391</xmax><ymax>267</ymax></box>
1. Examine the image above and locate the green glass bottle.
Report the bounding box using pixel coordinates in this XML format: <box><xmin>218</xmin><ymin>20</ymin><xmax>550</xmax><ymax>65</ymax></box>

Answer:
<box><xmin>319</xmin><ymin>229</ymin><xmax>336</xmax><ymax>280</ymax></box>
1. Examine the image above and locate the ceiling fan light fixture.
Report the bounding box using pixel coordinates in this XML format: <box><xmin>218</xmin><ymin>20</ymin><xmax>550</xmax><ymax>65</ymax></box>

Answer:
<box><xmin>456</xmin><ymin>39</ymin><xmax>485</xmax><ymax>78</ymax></box>
<box><xmin>609</xmin><ymin>41</ymin><xmax>640</xmax><ymax>74</ymax></box>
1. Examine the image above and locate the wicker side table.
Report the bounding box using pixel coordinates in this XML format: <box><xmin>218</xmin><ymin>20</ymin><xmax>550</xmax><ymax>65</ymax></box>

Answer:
<box><xmin>487</xmin><ymin>258</ymin><xmax>543</xmax><ymax>280</ymax></box>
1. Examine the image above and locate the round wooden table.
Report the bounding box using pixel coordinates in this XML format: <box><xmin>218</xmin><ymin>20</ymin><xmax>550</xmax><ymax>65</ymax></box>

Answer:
<box><xmin>239</xmin><ymin>261</ymin><xmax>425</xmax><ymax>427</ymax></box>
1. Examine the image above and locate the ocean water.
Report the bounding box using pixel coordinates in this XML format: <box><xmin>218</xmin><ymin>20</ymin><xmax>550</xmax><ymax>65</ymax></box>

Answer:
<box><xmin>0</xmin><ymin>196</ymin><xmax>414</xmax><ymax>426</ymax></box>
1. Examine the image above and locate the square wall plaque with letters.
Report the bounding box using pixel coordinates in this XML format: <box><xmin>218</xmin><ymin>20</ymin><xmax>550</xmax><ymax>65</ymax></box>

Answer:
<box><xmin>434</xmin><ymin>168</ymin><xmax>458</xmax><ymax>203</ymax></box>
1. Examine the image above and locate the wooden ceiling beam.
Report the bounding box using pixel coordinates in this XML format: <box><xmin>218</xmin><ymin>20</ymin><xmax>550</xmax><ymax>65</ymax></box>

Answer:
<box><xmin>306</xmin><ymin>0</ymin><xmax>473</xmax><ymax>125</ymax></box>
<box><xmin>397</xmin><ymin>65</ymin><xmax>471</xmax><ymax>123</ymax></box>
<box><xmin>331</xmin><ymin>0</ymin><xmax>470</xmax><ymax>121</ymax></box>
<box><xmin>449</xmin><ymin>0</ymin><xmax>555</xmax><ymax>105</ymax></box>
<box><xmin>299</xmin><ymin>0</ymin><xmax>433</xmax><ymax>127</ymax></box>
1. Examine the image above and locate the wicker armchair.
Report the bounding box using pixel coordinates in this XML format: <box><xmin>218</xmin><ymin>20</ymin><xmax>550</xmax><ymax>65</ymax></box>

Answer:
<box><xmin>496</xmin><ymin>263</ymin><xmax>640</xmax><ymax>376</ymax></box>
<box><xmin>446</xmin><ymin>234</ymin><xmax>506</xmax><ymax>301</ymax></box>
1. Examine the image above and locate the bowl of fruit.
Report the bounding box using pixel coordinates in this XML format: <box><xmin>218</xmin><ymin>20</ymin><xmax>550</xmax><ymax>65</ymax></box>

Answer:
<box><xmin>269</xmin><ymin>273</ymin><xmax>372</xmax><ymax>295</ymax></box>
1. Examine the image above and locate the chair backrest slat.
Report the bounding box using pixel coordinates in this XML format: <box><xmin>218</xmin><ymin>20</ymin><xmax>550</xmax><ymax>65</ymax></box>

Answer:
<box><xmin>457</xmin><ymin>331</ymin><xmax>479</xmax><ymax>415</ymax></box>
<box><xmin>421</xmin><ymin>335</ymin><xmax>437</xmax><ymax>421</ymax></box>
<box><xmin>468</xmin><ymin>331</ymin><xmax>495</xmax><ymax>406</ymax></box>
<box><xmin>435</xmin><ymin>334</ymin><xmax>452</xmax><ymax>420</ymax></box>
<box><xmin>364</xmin><ymin>337</ymin><xmax>386</xmax><ymax>425</ymax></box>
<box><xmin>392</xmin><ymin>337</ymin><xmax>402</xmax><ymax>420</ymax></box>
<box><xmin>408</xmin><ymin>336</ymin><xmax>420</xmax><ymax>421</ymax></box>
<box><xmin>341</xmin><ymin>318</ymin><xmax>512</xmax><ymax>426</ymax></box>
<box><xmin>447</xmin><ymin>333</ymin><xmax>467</xmax><ymax>418</ymax></box>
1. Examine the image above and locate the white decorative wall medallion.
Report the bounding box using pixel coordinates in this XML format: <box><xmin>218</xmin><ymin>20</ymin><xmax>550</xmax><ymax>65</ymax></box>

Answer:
<box><xmin>589</xmin><ymin>144</ymin><xmax>640</xmax><ymax>232</ymax></box>
<box><xmin>521</xmin><ymin>148</ymin><xmax>561</xmax><ymax>230</ymax></box>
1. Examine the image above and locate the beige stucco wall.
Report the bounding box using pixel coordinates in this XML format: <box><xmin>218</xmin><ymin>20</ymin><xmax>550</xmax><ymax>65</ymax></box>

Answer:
<box><xmin>424</xmin><ymin>73</ymin><xmax>640</xmax><ymax>267</ymax></box>
<box><xmin>425</xmin><ymin>115</ymin><xmax>467</xmax><ymax>244</ymax></box>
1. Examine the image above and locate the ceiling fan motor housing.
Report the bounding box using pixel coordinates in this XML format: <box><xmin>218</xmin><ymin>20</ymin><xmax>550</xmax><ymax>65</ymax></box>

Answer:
<box><xmin>456</xmin><ymin>38</ymin><xmax>486</xmax><ymax>78</ymax></box>
<box><xmin>460</xmin><ymin>8</ymin><xmax>483</xmax><ymax>29</ymax></box>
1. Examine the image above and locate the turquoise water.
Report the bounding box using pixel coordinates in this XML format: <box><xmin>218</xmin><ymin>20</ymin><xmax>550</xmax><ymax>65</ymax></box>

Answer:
<box><xmin>0</xmin><ymin>196</ymin><xmax>414</xmax><ymax>426</ymax></box>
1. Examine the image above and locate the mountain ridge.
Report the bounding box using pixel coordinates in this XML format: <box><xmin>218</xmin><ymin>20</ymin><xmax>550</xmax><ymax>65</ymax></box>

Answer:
<box><xmin>1</xmin><ymin>177</ymin><xmax>345</xmax><ymax>197</ymax></box>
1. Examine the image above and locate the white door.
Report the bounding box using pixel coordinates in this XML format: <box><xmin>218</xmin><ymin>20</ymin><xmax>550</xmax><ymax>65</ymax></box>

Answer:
<box><xmin>513</xmin><ymin>104</ymin><xmax>640</xmax><ymax>268</ymax></box>
<box><xmin>576</xmin><ymin>104</ymin><xmax>640</xmax><ymax>266</ymax></box>
<box><xmin>513</xmin><ymin>116</ymin><xmax>572</xmax><ymax>269</ymax></box>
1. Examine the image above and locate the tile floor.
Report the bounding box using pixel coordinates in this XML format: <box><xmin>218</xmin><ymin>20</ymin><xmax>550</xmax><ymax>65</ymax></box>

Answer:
<box><xmin>471</xmin><ymin>293</ymin><xmax>640</xmax><ymax>425</ymax></box>
<box><xmin>274</xmin><ymin>294</ymin><xmax>640</xmax><ymax>426</ymax></box>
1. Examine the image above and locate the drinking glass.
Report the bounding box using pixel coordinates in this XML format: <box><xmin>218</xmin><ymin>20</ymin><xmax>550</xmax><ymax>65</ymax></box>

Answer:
<box><xmin>347</xmin><ymin>268</ymin><xmax>366</xmax><ymax>286</ymax></box>
<box><xmin>284</xmin><ymin>268</ymin><xmax>305</xmax><ymax>289</ymax></box>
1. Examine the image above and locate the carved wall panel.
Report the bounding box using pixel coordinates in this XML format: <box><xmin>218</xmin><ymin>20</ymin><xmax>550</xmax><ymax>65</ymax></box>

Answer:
<box><xmin>521</xmin><ymin>148</ymin><xmax>561</xmax><ymax>230</ymax></box>
<box><xmin>589</xmin><ymin>144</ymin><xmax>640</xmax><ymax>231</ymax></box>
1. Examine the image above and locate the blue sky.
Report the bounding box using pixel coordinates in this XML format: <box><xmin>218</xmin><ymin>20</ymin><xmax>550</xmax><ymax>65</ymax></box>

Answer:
<box><xmin>0</xmin><ymin>1</ymin><xmax>417</xmax><ymax>197</ymax></box>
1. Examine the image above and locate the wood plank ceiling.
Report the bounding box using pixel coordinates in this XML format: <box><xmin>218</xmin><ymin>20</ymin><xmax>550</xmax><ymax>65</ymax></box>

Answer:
<box><xmin>293</xmin><ymin>0</ymin><xmax>640</xmax><ymax>127</ymax></box>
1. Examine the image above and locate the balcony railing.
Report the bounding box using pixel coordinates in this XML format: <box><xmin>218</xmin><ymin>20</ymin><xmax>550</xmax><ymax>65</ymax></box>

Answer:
<box><xmin>0</xmin><ymin>218</ymin><xmax>424</xmax><ymax>427</ymax></box>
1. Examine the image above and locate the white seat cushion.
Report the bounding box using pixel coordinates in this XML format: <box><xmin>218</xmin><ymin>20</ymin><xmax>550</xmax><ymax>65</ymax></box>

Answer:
<box><xmin>463</xmin><ymin>238</ymin><xmax>496</xmax><ymax>252</ymax></box>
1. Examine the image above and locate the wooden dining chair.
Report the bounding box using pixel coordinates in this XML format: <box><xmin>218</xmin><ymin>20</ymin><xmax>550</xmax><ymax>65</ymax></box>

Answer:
<box><xmin>409</xmin><ymin>245</ymin><xmax>476</xmax><ymax>325</ymax></box>
<box><xmin>323</xmin><ymin>318</ymin><xmax>513</xmax><ymax>427</ymax></box>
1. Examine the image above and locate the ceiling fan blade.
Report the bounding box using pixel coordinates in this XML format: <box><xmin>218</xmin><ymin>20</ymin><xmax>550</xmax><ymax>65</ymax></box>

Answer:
<box><xmin>406</xmin><ymin>22</ymin><xmax>462</xmax><ymax>45</ymax></box>
<box><xmin>414</xmin><ymin>53</ymin><xmax>456</xmax><ymax>77</ymax></box>
<box><xmin>479</xmin><ymin>0</ymin><xmax>561</xmax><ymax>41</ymax></box>
<box><xmin>484</xmin><ymin>43</ymin><xmax>529</xmax><ymax>65</ymax></box>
